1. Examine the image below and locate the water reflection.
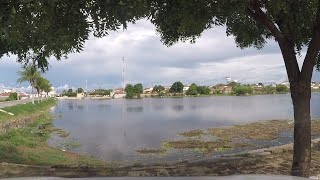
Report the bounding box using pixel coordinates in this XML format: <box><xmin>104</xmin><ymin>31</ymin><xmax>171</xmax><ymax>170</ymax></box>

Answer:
<box><xmin>49</xmin><ymin>94</ymin><xmax>320</xmax><ymax>163</ymax></box>
<box><xmin>126</xmin><ymin>106</ymin><xmax>144</xmax><ymax>113</ymax></box>
<box><xmin>173</xmin><ymin>105</ymin><xmax>184</xmax><ymax>112</ymax></box>
<box><xmin>77</xmin><ymin>105</ymin><xmax>84</xmax><ymax>110</ymax></box>
<box><xmin>67</xmin><ymin>102</ymin><xmax>73</xmax><ymax>111</ymax></box>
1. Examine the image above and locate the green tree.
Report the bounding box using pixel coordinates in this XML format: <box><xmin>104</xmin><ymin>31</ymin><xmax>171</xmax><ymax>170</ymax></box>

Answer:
<box><xmin>0</xmin><ymin>1</ymin><xmax>148</xmax><ymax>71</ymax></box>
<box><xmin>233</xmin><ymin>85</ymin><xmax>253</xmax><ymax>96</ymax></box>
<box><xmin>262</xmin><ymin>85</ymin><xmax>276</xmax><ymax>94</ymax></box>
<box><xmin>149</xmin><ymin>1</ymin><xmax>320</xmax><ymax>176</ymax></box>
<box><xmin>68</xmin><ymin>89</ymin><xmax>73</xmax><ymax>93</ymax></box>
<box><xmin>152</xmin><ymin>85</ymin><xmax>165</xmax><ymax>93</ymax></box>
<box><xmin>125</xmin><ymin>84</ymin><xmax>135</xmax><ymax>99</ymax></box>
<box><xmin>5</xmin><ymin>92</ymin><xmax>18</xmax><ymax>101</ymax></box>
<box><xmin>17</xmin><ymin>65</ymin><xmax>41</xmax><ymax>104</ymax></box>
<box><xmin>276</xmin><ymin>84</ymin><xmax>290</xmax><ymax>93</ymax></box>
<box><xmin>35</xmin><ymin>76</ymin><xmax>48</xmax><ymax>96</ymax></box>
<box><xmin>186</xmin><ymin>83</ymin><xmax>198</xmax><ymax>95</ymax></box>
<box><xmin>228</xmin><ymin>81</ymin><xmax>240</xmax><ymax>88</ymax></box>
<box><xmin>169</xmin><ymin>81</ymin><xmax>184</xmax><ymax>94</ymax></box>
<box><xmin>197</xmin><ymin>86</ymin><xmax>211</xmax><ymax>95</ymax></box>
<box><xmin>90</xmin><ymin>89</ymin><xmax>111</xmax><ymax>96</ymax></box>
<box><xmin>36</xmin><ymin>77</ymin><xmax>52</xmax><ymax>97</ymax></box>
<box><xmin>42</xmin><ymin>82</ymin><xmax>52</xmax><ymax>97</ymax></box>
<box><xmin>133</xmin><ymin>83</ymin><xmax>143</xmax><ymax>97</ymax></box>
<box><xmin>77</xmin><ymin>88</ymin><xmax>84</xmax><ymax>93</ymax></box>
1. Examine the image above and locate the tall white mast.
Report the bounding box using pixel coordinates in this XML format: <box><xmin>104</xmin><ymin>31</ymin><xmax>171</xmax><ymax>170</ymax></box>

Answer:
<box><xmin>85</xmin><ymin>80</ymin><xmax>88</xmax><ymax>93</ymax></box>
<box><xmin>122</xmin><ymin>57</ymin><xmax>125</xmax><ymax>89</ymax></box>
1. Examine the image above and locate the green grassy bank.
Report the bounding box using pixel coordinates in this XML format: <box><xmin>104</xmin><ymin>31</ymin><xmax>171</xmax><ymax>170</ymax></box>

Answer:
<box><xmin>0</xmin><ymin>99</ymin><xmax>105</xmax><ymax>167</ymax></box>
<box><xmin>0</xmin><ymin>99</ymin><xmax>56</xmax><ymax>123</ymax></box>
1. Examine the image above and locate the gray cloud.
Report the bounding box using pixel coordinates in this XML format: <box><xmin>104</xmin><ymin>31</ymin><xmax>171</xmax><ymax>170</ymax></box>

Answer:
<box><xmin>0</xmin><ymin>19</ymin><xmax>319</xmax><ymax>90</ymax></box>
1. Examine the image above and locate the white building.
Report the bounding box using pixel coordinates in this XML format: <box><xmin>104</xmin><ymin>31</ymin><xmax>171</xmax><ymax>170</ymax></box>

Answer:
<box><xmin>143</xmin><ymin>87</ymin><xmax>153</xmax><ymax>94</ymax></box>
<box><xmin>2</xmin><ymin>89</ymin><xmax>13</xmax><ymax>93</ymax></box>
<box><xmin>281</xmin><ymin>81</ymin><xmax>290</xmax><ymax>88</ymax></box>
<box><xmin>226</xmin><ymin>77</ymin><xmax>232</xmax><ymax>83</ymax></box>
<box><xmin>183</xmin><ymin>86</ymin><xmax>190</xmax><ymax>94</ymax></box>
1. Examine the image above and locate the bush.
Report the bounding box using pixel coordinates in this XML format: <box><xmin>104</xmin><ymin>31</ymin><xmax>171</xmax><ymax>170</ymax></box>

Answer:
<box><xmin>233</xmin><ymin>85</ymin><xmax>253</xmax><ymax>96</ymax></box>
<box><xmin>6</xmin><ymin>93</ymin><xmax>18</xmax><ymax>101</ymax></box>
<box><xmin>261</xmin><ymin>85</ymin><xmax>276</xmax><ymax>94</ymax></box>
<box><xmin>62</xmin><ymin>92</ymin><xmax>77</xmax><ymax>97</ymax></box>
<box><xmin>276</xmin><ymin>84</ymin><xmax>289</xmax><ymax>93</ymax></box>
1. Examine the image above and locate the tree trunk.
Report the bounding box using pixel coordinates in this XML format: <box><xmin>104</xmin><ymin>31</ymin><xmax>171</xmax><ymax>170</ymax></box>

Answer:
<box><xmin>291</xmin><ymin>80</ymin><xmax>312</xmax><ymax>177</ymax></box>
<box><xmin>31</xmin><ymin>87</ymin><xmax>35</xmax><ymax>104</ymax></box>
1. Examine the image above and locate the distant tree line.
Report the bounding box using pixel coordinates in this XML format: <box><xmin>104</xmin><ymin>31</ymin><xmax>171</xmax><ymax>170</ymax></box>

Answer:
<box><xmin>186</xmin><ymin>83</ymin><xmax>211</xmax><ymax>96</ymax></box>
<box><xmin>61</xmin><ymin>81</ymin><xmax>291</xmax><ymax>98</ymax></box>
<box><xmin>89</xmin><ymin>89</ymin><xmax>111</xmax><ymax>96</ymax></box>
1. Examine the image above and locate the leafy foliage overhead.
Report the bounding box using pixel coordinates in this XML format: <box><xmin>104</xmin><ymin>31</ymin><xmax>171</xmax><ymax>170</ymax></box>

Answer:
<box><xmin>148</xmin><ymin>0</ymin><xmax>320</xmax><ymax>88</ymax></box>
<box><xmin>0</xmin><ymin>0</ymin><xmax>148</xmax><ymax>71</ymax></box>
<box><xmin>149</xmin><ymin>0</ymin><xmax>319</xmax><ymax>51</ymax></box>
<box><xmin>2</xmin><ymin>1</ymin><xmax>320</xmax><ymax>71</ymax></box>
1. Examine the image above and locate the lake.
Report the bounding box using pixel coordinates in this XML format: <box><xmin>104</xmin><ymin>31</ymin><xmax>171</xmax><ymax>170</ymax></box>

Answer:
<box><xmin>48</xmin><ymin>93</ymin><xmax>320</xmax><ymax>164</ymax></box>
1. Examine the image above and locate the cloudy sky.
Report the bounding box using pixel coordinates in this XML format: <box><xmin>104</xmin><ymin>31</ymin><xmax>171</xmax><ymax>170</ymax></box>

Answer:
<box><xmin>0</xmin><ymin>19</ymin><xmax>319</xmax><ymax>91</ymax></box>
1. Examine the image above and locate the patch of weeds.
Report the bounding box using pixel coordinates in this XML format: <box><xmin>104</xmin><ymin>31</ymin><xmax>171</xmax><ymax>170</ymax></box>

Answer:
<box><xmin>209</xmin><ymin>120</ymin><xmax>294</xmax><ymax>141</ymax></box>
<box><xmin>0</xmin><ymin>142</ymin><xmax>24</xmax><ymax>163</ymax></box>
<box><xmin>0</xmin><ymin>110</ymin><xmax>104</xmax><ymax>167</ymax></box>
<box><xmin>57</xmin><ymin>139</ymin><xmax>81</xmax><ymax>150</ymax></box>
<box><xmin>232</xmin><ymin>142</ymin><xmax>254</xmax><ymax>148</ymax></box>
<box><xmin>216</xmin><ymin>146</ymin><xmax>232</xmax><ymax>152</ymax></box>
<box><xmin>164</xmin><ymin>140</ymin><xmax>221</xmax><ymax>149</ymax></box>
<box><xmin>179</xmin><ymin>129</ymin><xmax>204</xmax><ymax>137</ymax></box>
<box><xmin>137</xmin><ymin>148</ymin><xmax>167</xmax><ymax>154</ymax></box>
<box><xmin>55</xmin><ymin>129</ymin><xmax>70</xmax><ymax>138</ymax></box>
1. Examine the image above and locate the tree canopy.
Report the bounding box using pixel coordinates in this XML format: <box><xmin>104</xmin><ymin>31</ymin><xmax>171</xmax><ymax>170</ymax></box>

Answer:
<box><xmin>125</xmin><ymin>83</ymin><xmax>143</xmax><ymax>98</ymax></box>
<box><xmin>152</xmin><ymin>85</ymin><xmax>165</xmax><ymax>93</ymax></box>
<box><xmin>169</xmin><ymin>81</ymin><xmax>184</xmax><ymax>93</ymax></box>
<box><xmin>186</xmin><ymin>83</ymin><xmax>198</xmax><ymax>95</ymax></box>
<box><xmin>0</xmin><ymin>0</ymin><xmax>148</xmax><ymax>71</ymax></box>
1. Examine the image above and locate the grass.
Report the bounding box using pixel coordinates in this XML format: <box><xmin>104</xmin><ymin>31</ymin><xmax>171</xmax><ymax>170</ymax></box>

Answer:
<box><xmin>138</xmin><ymin>119</ymin><xmax>320</xmax><ymax>156</ymax></box>
<box><xmin>0</xmin><ymin>99</ymin><xmax>105</xmax><ymax>167</ymax></box>
<box><xmin>137</xmin><ymin>148</ymin><xmax>167</xmax><ymax>154</ymax></box>
<box><xmin>178</xmin><ymin>129</ymin><xmax>204</xmax><ymax>137</ymax></box>
<box><xmin>0</xmin><ymin>98</ymin><xmax>57</xmax><ymax>123</ymax></box>
<box><xmin>0</xmin><ymin>112</ymin><xmax>104</xmax><ymax>167</ymax></box>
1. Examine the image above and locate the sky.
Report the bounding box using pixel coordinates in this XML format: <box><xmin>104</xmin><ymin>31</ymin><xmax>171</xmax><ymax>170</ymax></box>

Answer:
<box><xmin>0</xmin><ymin>19</ymin><xmax>319</xmax><ymax>92</ymax></box>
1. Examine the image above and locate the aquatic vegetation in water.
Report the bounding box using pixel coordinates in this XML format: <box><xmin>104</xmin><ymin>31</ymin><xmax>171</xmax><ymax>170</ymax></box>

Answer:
<box><xmin>137</xmin><ymin>119</ymin><xmax>320</xmax><ymax>158</ymax></box>
<box><xmin>136</xmin><ymin>148</ymin><xmax>167</xmax><ymax>154</ymax></box>
<box><xmin>54</xmin><ymin>129</ymin><xmax>70</xmax><ymax>138</ymax></box>
<box><xmin>56</xmin><ymin>139</ymin><xmax>81</xmax><ymax>150</ymax></box>
<box><xmin>178</xmin><ymin>129</ymin><xmax>204</xmax><ymax>137</ymax></box>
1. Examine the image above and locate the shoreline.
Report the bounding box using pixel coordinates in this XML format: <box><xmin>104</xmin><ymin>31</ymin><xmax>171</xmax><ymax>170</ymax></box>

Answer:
<box><xmin>0</xmin><ymin>99</ymin><xmax>106</xmax><ymax>173</ymax></box>
<box><xmin>2</xmin><ymin>138</ymin><xmax>320</xmax><ymax>178</ymax></box>
<box><xmin>57</xmin><ymin>92</ymin><xmax>320</xmax><ymax>100</ymax></box>
<box><xmin>1</xmin><ymin>100</ymin><xmax>320</xmax><ymax>177</ymax></box>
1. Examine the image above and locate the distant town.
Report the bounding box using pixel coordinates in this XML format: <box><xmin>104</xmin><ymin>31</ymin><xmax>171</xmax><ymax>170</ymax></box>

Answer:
<box><xmin>1</xmin><ymin>77</ymin><xmax>320</xmax><ymax>101</ymax></box>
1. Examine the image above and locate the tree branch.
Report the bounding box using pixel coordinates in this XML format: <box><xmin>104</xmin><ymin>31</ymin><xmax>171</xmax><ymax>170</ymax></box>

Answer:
<box><xmin>301</xmin><ymin>0</ymin><xmax>320</xmax><ymax>82</ymax></box>
<box><xmin>246</xmin><ymin>0</ymin><xmax>300</xmax><ymax>82</ymax></box>
<box><xmin>246</xmin><ymin>0</ymin><xmax>283</xmax><ymax>41</ymax></box>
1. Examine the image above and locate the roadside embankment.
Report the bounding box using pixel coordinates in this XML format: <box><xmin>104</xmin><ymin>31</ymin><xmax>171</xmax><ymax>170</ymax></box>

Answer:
<box><xmin>0</xmin><ymin>99</ymin><xmax>106</xmax><ymax>177</ymax></box>
<box><xmin>0</xmin><ymin>99</ymin><xmax>56</xmax><ymax>134</ymax></box>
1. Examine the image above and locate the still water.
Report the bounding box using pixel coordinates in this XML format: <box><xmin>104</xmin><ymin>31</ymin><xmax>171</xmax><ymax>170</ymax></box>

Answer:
<box><xmin>48</xmin><ymin>94</ymin><xmax>320</xmax><ymax>163</ymax></box>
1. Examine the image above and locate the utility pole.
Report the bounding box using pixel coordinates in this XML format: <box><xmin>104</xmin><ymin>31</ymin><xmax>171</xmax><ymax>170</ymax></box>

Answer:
<box><xmin>86</xmin><ymin>79</ymin><xmax>88</xmax><ymax>97</ymax></box>
<box><xmin>122</xmin><ymin>57</ymin><xmax>125</xmax><ymax>89</ymax></box>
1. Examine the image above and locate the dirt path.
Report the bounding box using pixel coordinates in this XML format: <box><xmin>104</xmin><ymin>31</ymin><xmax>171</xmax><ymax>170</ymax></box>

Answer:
<box><xmin>0</xmin><ymin>98</ymin><xmax>45</xmax><ymax>108</ymax></box>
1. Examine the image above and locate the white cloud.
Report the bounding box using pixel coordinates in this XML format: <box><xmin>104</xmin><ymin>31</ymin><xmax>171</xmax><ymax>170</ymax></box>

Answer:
<box><xmin>0</xmin><ymin>19</ymin><xmax>319</xmax><ymax>89</ymax></box>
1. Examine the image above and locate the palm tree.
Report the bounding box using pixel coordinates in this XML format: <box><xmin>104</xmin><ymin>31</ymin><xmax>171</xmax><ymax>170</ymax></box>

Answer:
<box><xmin>17</xmin><ymin>65</ymin><xmax>40</xmax><ymax>104</ymax></box>
<box><xmin>35</xmin><ymin>76</ymin><xmax>52</xmax><ymax>99</ymax></box>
